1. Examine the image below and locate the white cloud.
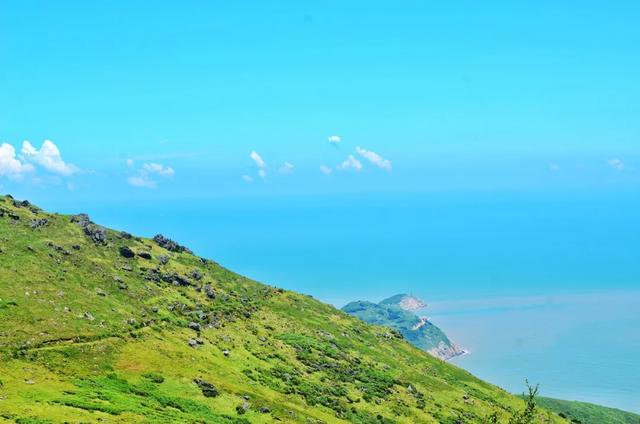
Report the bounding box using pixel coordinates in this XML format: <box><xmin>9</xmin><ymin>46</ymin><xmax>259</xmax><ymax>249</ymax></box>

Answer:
<box><xmin>127</xmin><ymin>175</ymin><xmax>156</xmax><ymax>189</ymax></box>
<box><xmin>279</xmin><ymin>162</ymin><xmax>295</xmax><ymax>175</ymax></box>
<box><xmin>355</xmin><ymin>146</ymin><xmax>392</xmax><ymax>171</ymax></box>
<box><xmin>258</xmin><ymin>169</ymin><xmax>267</xmax><ymax>180</ymax></box>
<box><xmin>338</xmin><ymin>155</ymin><xmax>363</xmax><ymax>171</ymax></box>
<box><xmin>21</xmin><ymin>140</ymin><xmax>77</xmax><ymax>176</ymax></box>
<box><xmin>242</xmin><ymin>175</ymin><xmax>254</xmax><ymax>183</ymax></box>
<box><xmin>126</xmin><ymin>159</ymin><xmax>134</xmax><ymax>167</ymax></box>
<box><xmin>320</xmin><ymin>165</ymin><xmax>333</xmax><ymax>175</ymax></box>
<box><xmin>143</xmin><ymin>162</ymin><xmax>175</xmax><ymax>176</ymax></box>
<box><xmin>548</xmin><ymin>163</ymin><xmax>560</xmax><ymax>172</ymax></box>
<box><xmin>328</xmin><ymin>135</ymin><xmax>341</xmax><ymax>144</ymax></box>
<box><xmin>250</xmin><ymin>151</ymin><xmax>266</xmax><ymax>168</ymax></box>
<box><xmin>608</xmin><ymin>158</ymin><xmax>624</xmax><ymax>171</ymax></box>
<box><xmin>0</xmin><ymin>143</ymin><xmax>34</xmax><ymax>179</ymax></box>
<box><xmin>127</xmin><ymin>162</ymin><xmax>174</xmax><ymax>189</ymax></box>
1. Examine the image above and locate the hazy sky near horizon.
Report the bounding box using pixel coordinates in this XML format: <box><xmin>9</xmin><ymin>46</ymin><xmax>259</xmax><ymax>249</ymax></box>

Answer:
<box><xmin>1</xmin><ymin>1</ymin><xmax>639</xmax><ymax>201</ymax></box>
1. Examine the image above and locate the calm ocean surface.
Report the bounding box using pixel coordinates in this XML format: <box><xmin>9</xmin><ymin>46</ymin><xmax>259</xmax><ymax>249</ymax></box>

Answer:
<box><xmin>49</xmin><ymin>190</ymin><xmax>640</xmax><ymax>412</ymax></box>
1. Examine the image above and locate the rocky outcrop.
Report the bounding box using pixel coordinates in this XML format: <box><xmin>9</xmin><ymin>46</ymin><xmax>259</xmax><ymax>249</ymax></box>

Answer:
<box><xmin>428</xmin><ymin>341</ymin><xmax>467</xmax><ymax>361</ymax></box>
<box><xmin>71</xmin><ymin>214</ymin><xmax>106</xmax><ymax>245</ymax></box>
<box><xmin>153</xmin><ymin>234</ymin><xmax>192</xmax><ymax>254</ymax></box>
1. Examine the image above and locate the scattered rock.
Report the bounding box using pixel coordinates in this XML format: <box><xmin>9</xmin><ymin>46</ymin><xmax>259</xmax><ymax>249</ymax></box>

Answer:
<box><xmin>137</xmin><ymin>251</ymin><xmax>152</xmax><ymax>260</ymax></box>
<box><xmin>188</xmin><ymin>339</ymin><xmax>199</xmax><ymax>348</ymax></box>
<box><xmin>189</xmin><ymin>269</ymin><xmax>203</xmax><ymax>281</ymax></box>
<box><xmin>204</xmin><ymin>284</ymin><xmax>216</xmax><ymax>299</ymax></box>
<box><xmin>83</xmin><ymin>311</ymin><xmax>95</xmax><ymax>321</ymax></box>
<box><xmin>188</xmin><ymin>322</ymin><xmax>201</xmax><ymax>332</ymax></box>
<box><xmin>70</xmin><ymin>213</ymin><xmax>92</xmax><ymax>228</ymax></box>
<box><xmin>118</xmin><ymin>282</ymin><xmax>128</xmax><ymax>290</ymax></box>
<box><xmin>72</xmin><ymin>244</ymin><xmax>81</xmax><ymax>250</ymax></box>
<box><xmin>194</xmin><ymin>379</ymin><xmax>218</xmax><ymax>397</ymax></box>
<box><xmin>13</xmin><ymin>199</ymin><xmax>30</xmax><ymax>208</ymax></box>
<box><xmin>223</xmin><ymin>349</ymin><xmax>230</xmax><ymax>357</ymax></box>
<box><xmin>259</xmin><ymin>406</ymin><xmax>271</xmax><ymax>414</ymax></box>
<box><xmin>46</xmin><ymin>241</ymin><xmax>70</xmax><ymax>256</ymax></box>
<box><xmin>29</xmin><ymin>218</ymin><xmax>48</xmax><ymax>229</ymax></box>
<box><xmin>157</xmin><ymin>254</ymin><xmax>169</xmax><ymax>265</ymax></box>
<box><xmin>120</xmin><ymin>231</ymin><xmax>132</xmax><ymax>239</ymax></box>
<box><xmin>151</xmin><ymin>306</ymin><xmax>159</xmax><ymax>313</ymax></box>
<box><xmin>153</xmin><ymin>234</ymin><xmax>192</xmax><ymax>254</ymax></box>
<box><xmin>71</xmin><ymin>214</ymin><xmax>106</xmax><ymax>244</ymax></box>
<box><xmin>96</xmin><ymin>288</ymin><xmax>107</xmax><ymax>297</ymax></box>
<box><xmin>236</xmin><ymin>401</ymin><xmax>250</xmax><ymax>414</ymax></box>
<box><xmin>84</xmin><ymin>224</ymin><xmax>106</xmax><ymax>245</ymax></box>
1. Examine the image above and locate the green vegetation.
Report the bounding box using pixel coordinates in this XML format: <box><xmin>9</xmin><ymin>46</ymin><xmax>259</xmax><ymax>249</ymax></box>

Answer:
<box><xmin>342</xmin><ymin>296</ymin><xmax>464</xmax><ymax>359</ymax></box>
<box><xmin>0</xmin><ymin>195</ymin><xmax>568</xmax><ymax>423</ymax></box>
<box><xmin>538</xmin><ymin>397</ymin><xmax>640</xmax><ymax>424</ymax></box>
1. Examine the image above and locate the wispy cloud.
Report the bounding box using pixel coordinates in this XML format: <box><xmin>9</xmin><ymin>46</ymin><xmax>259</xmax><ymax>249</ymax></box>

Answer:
<box><xmin>21</xmin><ymin>140</ymin><xmax>77</xmax><ymax>176</ymax></box>
<box><xmin>608</xmin><ymin>158</ymin><xmax>624</xmax><ymax>171</ymax></box>
<box><xmin>127</xmin><ymin>175</ymin><xmax>157</xmax><ymax>188</ymax></box>
<box><xmin>142</xmin><ymin>162</ymin><xmax>175</xmax><ymax>177</ymax></box>
<box><xmin>250</xmin><ymin>151</ymin><xmax>266</xmax><ymax>169</ymax></box>
<box><xmin>338</xmin><ymin>155</ymin><xmax>363</xmax><ymax>171</ymax></box>
<box><xmin>127</xmin><ymin>162</ymin><xmax>175</xmax><ymax>189</ymax></box>
<box><xmin>258</xmin><ymin>169</ymin><xmax>267</xmax><ymax>180</ymax></box>
<box><xmin>548</xmin><ymin>163</ymin><xmax>560</xmax><ymax>172</ymax></box>
<box><xmin>241</xmin><ymin>175</ymin><xmax>254</xmax><ymax>183</ymax></box>
<box><xmin>320</xmin><ymin>165</ymin><xmax>333</xmax><ymax>175</ymax></box>
<box><xmin>355</xmin><ymin>146</ymin><xmax>392</xmax><ymax>171</ymax></box>
<box><xmin>328</xmin><ymin>135</ymin><xmax>341</xmax><ymax>145</ymax></box>
<box><xmin>279</xmin><ymin>162</ymin><xmax>295</xmax><ymax>175</ymax></box>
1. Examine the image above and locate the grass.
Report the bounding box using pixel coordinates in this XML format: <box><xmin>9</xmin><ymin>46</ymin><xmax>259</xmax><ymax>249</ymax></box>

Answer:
<box><xmin>538</xmin><ymin>397</ymin><xmax>640</xmax><ymax>424</ymax></box>
<box><xmin>0</xmin><ymin>194</ymin><xmax>569</xmax><ymax>423</ymax></box>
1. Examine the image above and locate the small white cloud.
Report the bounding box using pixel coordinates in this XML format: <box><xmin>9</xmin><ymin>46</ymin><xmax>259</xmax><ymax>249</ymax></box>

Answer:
<box><xmin>126</xmin><ymin>159</ymin><xmax>134</xmax><ymax>167</ymax></box>
<box><xmin>127</xmin><ymin>162</ymin><xmax>174</xmax><ymax>188</ymax></box>
<box><xmin>355</xmin><ymin>146</ymin><xmax>392</xmax><ymax>171</ymax></box>
<box><xmin>250</xmin><ymin>151</ymin><xmax>266</xmax><ymax>168</ymax></box>
<box><xmin>21</xmin><ymin>140</ymin><xmax>77</xmax><ymax>176</ymax></box>
<box><xmin>241</xmin><ymin>175</ymin><xmax>254</xmax><ymax>183</ymax></box>
<box><xmin>608</xmin><ymin>158</ymin><xmax>624</xmax><ymax>171</ymax></box>
<box><xmin>320</xmin><ymin>165</ymin><xmax>333</xmax><ymax>175</ymax></box>
<box><xmin>127</xmin><ymin>175</ymin><xmax>156</xmax><ymax>189</ymax></box>
<box><xmin>338</xmin><ymin>155</ymin><xmax>363</xmax><ymax>171</ymax></box>
<box><xmin>279</xmin><ymin>162</ymin><xmax>295</xmax><ymax>175</ymax></box>
<box><xmin>143</xmin><ymin>162</ymin><xmax>175</xmax><ymax>176</ymax></box>
<box><xmin>0</xmin><ymin>143</ymin><xmax>34</xmax><ymax>179</ymax></box>
<box><xmin>328</xmin><ymin>135</ymin><xmax>341</xmax><ymax>144</ymax></box>
<box><xmin>548</xmin><ymin>163</ymin><xmax>560</xmax><ymax>172</ymax></box>
<box><xmin>258</xmin><ymin>169</ymin><xmax>267</xmax><ymax>180</ymax></box>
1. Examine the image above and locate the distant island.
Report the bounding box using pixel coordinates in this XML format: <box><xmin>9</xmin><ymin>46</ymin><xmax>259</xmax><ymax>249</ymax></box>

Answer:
<box><xmin>342</xmin><ymin>293</ymin><xmax>466</xmax><ymax>360</ymax></box>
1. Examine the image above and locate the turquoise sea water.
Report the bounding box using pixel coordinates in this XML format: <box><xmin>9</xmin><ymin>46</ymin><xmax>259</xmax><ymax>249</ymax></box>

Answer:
<box><xmin>47</xmin><ymin>190</ymin><xmax>640</xmax><ymax>412</ymax></box>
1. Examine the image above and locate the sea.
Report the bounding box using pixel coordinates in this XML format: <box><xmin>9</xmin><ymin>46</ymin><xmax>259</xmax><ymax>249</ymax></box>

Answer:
<box><xmin>50</xmin><ymin>190</ymin><xmax>640</xmax><ymax>413</ymax></box>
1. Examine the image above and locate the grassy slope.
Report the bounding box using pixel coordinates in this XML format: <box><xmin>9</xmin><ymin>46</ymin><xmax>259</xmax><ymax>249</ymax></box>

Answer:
<box><xmin>538</xmin><ymin>398</ymin><xmax>640</xmax><ymax>424</ymax></box>
<box><xmin>0</xmin><ymin>195</ymin><xmax>567</xmax><ymax>424</ymax></box>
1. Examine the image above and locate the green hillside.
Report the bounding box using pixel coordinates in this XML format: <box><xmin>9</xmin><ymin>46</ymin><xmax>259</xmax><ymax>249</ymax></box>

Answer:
<box><xmin>0</xmin><ymin>195</ymin><xmax>567</xmax><ymax>423</ymax></box>
<box><xmin>342</xmin><ymin>296</ymin><xmax>465</xmax><ymax>360</ymax></box>
<box><xmin>538</xmin><ymin>398</ymin><xmax>640</xmax><ymax>424</ymax></box>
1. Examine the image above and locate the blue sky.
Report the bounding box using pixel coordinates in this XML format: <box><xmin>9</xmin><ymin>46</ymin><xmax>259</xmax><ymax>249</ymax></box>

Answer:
<box><xmin>1</xmin><ymin>1</ymin><xmax>639</xmax><ymax>202</ymax></box>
